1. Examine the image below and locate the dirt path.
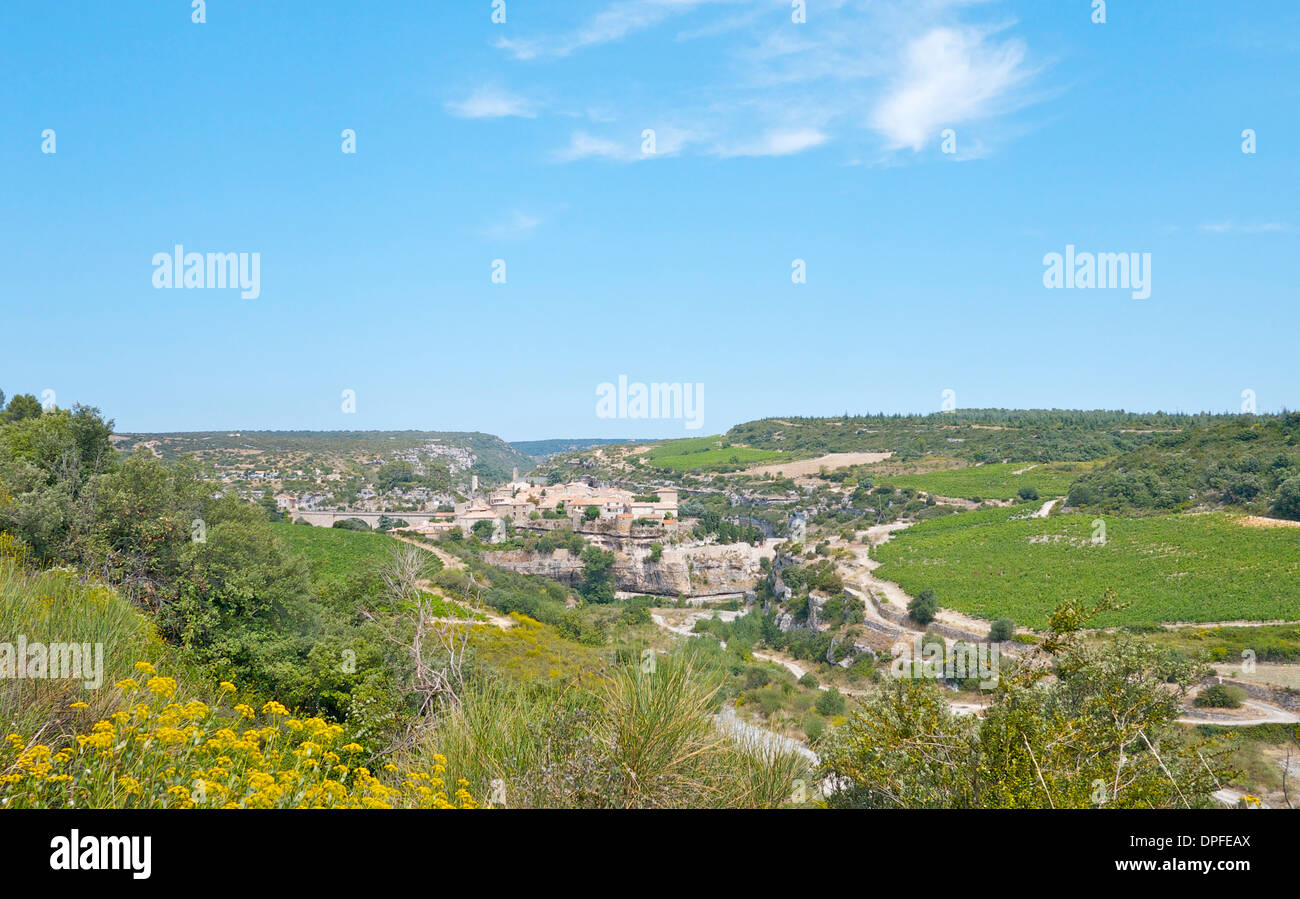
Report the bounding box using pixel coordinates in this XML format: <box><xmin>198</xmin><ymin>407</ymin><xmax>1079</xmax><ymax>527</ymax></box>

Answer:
<box><xmin>715</xmin><ymin>704</ymin><xmax>819</xmax><ymax>765</ymax></box>
<box><xmin>1177</xmin><ymin>700</ymin><xmax>1299</xmax><ymax>726</ymax></box>
<box><xmin>650</xmin><ymin>608</ymin><xmax>746</xmax><ymax>640</ymax></box>
<box><xmin>752</xmin><ymin>650</ymin><xmax>808</xmax><ymax>681</ymax></box>
<box><xmin>836</xmin><ymin>529</ymin><xmax>993</xmax><ymax>639</ymax></box>
<box><xmin>390</xmin><ymin>533</ymin><xmax>465</xmax><ymax>571</ymax></box>
<box><xmin>414</xmin><ymin>578</ymin><xmax>516</xmax><ymax>630</ymax></box>
<box><xmin>387</xmin><ymin>534</ymin><xmax>510</xmax><ymax>628</ymax></box>
<box><xmin>1157</xmin><ymin>618</ymin><xmax>1300</xmax><ymax>630</ymax></box>
<box><xmin>1029</xmin><ymin>498</ymin><xmax>1059</xmax><ymax>519</ymax></box>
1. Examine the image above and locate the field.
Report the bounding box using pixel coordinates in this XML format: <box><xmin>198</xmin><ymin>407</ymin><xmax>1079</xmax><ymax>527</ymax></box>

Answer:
<box><xmin>271</xmin><ymin>521</ymin><xmax>441</xmax><ymax>582</ymax></box>
<box><xmin>644</xmin><ymin>436</ymin><xmax>787</xmax><ymax>472</ymax></box>
<box><xmin>873</xmin><ymin>507</ymin><xmax>1300</xmax><ymax>628</ymax></box>
<box><xmin>738</xmin><ymin>451</ymin><xmax>893</xmax><ymax>478</ymax></box>
<box><xmin>877</xmin><ymin>460</ymin><xmax>1100</xmax><ymax>500</ymax></box>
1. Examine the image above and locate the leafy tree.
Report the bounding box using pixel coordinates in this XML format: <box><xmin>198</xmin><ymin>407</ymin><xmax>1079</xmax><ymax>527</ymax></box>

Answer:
<box><xmin>1017</xmin><ymin>485</ymin><xmax>1040</xmax><ymax>502</ymax></box>
<box><xmin>908</xmin><ymin>588</ymin><xmax>939</xmax><ymax>625</ymax></box>
<box><xmin>377</xmin><ymin>460</ymin><xmax>415</xmax><ymax>490</ymax></box>
<box><xmin>815</xmin><ymin>686</ymin><xmax>845</xmax><ymax>716</ymax></box>
<box><xmin>168</xmin><ymin>512</ymin><xmax>314</xmax><ymax>693</ymax></box>
<box><xmin>989</xmin><ymin>618</ymin><xmax>1016</xmax><ymax>642</ymax></box>
<box><xmin>1067</xmin><ymin>483</ymin><xmax>1095</xmax><ymax>506</ymax></box>
<box><xmin>1273</xmin><ymin>476</ymin><xmax>1300</xmax><ymax>521</ymax></box>
<box><xmin>0</xmin><ymin>405</ymin><xmax>120</xmax><ymax>560</ymax></box>
<box><xmin>259</xmin><ymin>493</ymin><xmax>284</xmax><ymax>522</ymax></box>
<box><xmin>579</xmin><ymin>545</ymin><xmax>617</xmax><ymax>604</ymax></box>
<box><xmin>1</xmin><ymin>393</ymin><xmax>43</xmax><ymax>423</ymax></box>
<box><xmin>583</xmin><ymin>505</ymin><xmax>600</xmax><ymax>521</ymax></box>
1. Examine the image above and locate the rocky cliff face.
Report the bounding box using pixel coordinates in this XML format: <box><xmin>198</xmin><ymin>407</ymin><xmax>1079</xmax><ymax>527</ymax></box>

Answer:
<box><xmin>484</xmin><ymin>538</ymin><xmax>774</xmax><ymax>598</ymax></box>
<box><xmin>482</xmin><ymin>549</ymin><xmax>585</xmax><ymax>586</ymax></box>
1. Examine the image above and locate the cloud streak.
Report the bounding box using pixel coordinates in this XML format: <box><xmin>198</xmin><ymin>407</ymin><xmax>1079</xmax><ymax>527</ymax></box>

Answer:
<box><xmin>1199</xmin><ymin>221</ymin><xmax>1289</xmax><ymax>234</ymax></box>
<box><xmin>480</xmin><ymin>211</ymin><xmax>543</xmax><ymax>239</ymax></box>
<box><xmin>445</xmin><ymin>86</ymin><xmax>536</xmax><ymax>119</ymax></box>
<box><xmin>495</xmin><ymin>0</ymin><xmax>731</xmax><ymax>60</ymax></box>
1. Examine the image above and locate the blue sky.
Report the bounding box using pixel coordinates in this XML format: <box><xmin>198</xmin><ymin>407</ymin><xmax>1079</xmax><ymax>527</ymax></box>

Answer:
<box><xmin>1</xmin><ymin>0</ymin><xmax>1296</xmax><ymax>441</ymax></box>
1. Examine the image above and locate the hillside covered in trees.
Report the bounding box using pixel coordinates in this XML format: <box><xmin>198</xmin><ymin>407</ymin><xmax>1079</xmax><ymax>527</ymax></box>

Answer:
<box><xmin>1063</xmin><ymin>413</ymin><xmax>1300</xmax><ymax>516</ymax></box>
<box><xmin>726</xmin><ymin>410</ymin><xmax>1250</xmax><ymax>464</ymax></box>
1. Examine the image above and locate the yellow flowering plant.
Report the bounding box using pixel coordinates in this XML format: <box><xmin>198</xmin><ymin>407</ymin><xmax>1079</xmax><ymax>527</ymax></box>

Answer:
<box><xmin>0</xmin><ymin>665</ymin><xmax>477</xmax><ymax>810</ymax></box>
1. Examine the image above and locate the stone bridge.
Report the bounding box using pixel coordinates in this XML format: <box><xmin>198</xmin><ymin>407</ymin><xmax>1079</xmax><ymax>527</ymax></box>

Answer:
<box><xmin>290</xmin><ymin>510</ymin><xmax>441</xmax><ymax>528</ymax></box>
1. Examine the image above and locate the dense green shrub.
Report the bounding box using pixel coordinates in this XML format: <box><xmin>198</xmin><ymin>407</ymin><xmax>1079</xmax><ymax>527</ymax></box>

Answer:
<box><xmin>1195</xmin><ymin>684</ymin><xmax>1247</xmax><ymax>708</ymax></box>
<box><xmin>814</xmin><ymin>686</ymin><xmax>845</xmax><ymax>716</ymax></box>
<box><xmin>908</xmin><ymin>588</ymin><xmax>939</xmax><ymax>625</ymax></box>
<box><xmin>989</xmin><ymin>618</ymin><xmax>1016</xmax><ymax>642</ymax></box>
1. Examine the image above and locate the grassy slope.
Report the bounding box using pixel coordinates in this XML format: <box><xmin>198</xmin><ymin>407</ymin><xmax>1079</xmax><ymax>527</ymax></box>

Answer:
<box><xmin>646</xmin><ymin>436</ymin><xmax>786</xmax><ymax>472</ymax></box>
<box><xmin>878</xmin><ymin>460</ymin><xmax>1101</xmax><ymax>500</ymax></box>
<box><xmin>272</xmin><ymin>523</ymin><xmax>481</xmax><ymax>619</ymax></box>
<box><xmin>0</xmin><ymin>558</ymin><xmax>189</xmax><ymax>741</ymax></box>
<box><xmin>271</xmin><ymin>521</ymin><xmax>441</xmax><ymax>583</ymax></box>
<box><xmin>873</xmin><ymin>505</ymin><xmax>1300</xmax><ymax>628</ymax></box>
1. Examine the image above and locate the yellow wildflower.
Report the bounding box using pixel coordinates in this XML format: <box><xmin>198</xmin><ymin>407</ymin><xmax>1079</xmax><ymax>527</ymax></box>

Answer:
<box><xmin>146</xmin><ymin>676</ymin><xmax>178</xmax><ymax>698</ymax></box>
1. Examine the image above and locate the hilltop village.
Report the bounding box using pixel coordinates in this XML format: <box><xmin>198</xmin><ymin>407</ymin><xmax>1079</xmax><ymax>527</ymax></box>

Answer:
<box><xmin>413</xmin><ymin>478</ymin><xmax>680</xmax><ymax>537</ymax></box>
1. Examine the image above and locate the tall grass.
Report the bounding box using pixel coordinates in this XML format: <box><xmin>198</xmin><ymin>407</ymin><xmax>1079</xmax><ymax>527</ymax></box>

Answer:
<box><xmin>415</xmin><ymin>648</ymin><xmax>812</xmax><ymax>808</ymax></box>
<box><xmin>0</xmin><ymin>555</ymin><xmax>167</xmax><ymax>740</ymax></box>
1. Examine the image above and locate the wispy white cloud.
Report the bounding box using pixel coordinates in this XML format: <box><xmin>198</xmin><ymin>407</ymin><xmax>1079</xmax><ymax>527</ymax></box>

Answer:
<box><xmin>717</xmin><ymin>128</ymin><xmax>828</xmax><ymax>157</ymax></box>
<box><xmin>480</xmin><ymin>210</ymin><xmax>543</xmax><ymax>239</ymax></box>
<box><xmin>496</xmin><ymin>0</ymin><xmax>731</xmax><ymax>60</ymax></box>
<box><xmin>445</xmin><ymin>86</ymin><xmax>536</xmax><ymax>119</ymax></box>
<box><xmin>554</xmin><ymin>126</ymin><xmax>696</xmax><ymax>162</ymax></box>
<box><xmin>1199</xmin><ymin>221</ymin><xmax>1289</xmax><ymax>234</ymax></box>
<box><xmin>554</xmin><ymin>131</ymin><xmax>642</xmax><ymax>162</ymax></box>
<box><xmin>870</xmin><ymin>25</ymin><xmax>1030</xmax><ymax>151</ymax></box>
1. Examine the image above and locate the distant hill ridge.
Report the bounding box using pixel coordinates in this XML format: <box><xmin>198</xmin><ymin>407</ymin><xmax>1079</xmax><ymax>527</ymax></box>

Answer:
<box><xmin>510</xmin><ymin>438</ymin><xmax>643</xmax><ymax>460</ymax></box>
<box><xmin>726</xmin><ymin>409</ymin><xmax>1294</xmax><ymax>464</ymax></box>
<box><xmin>112</xmin><ymin>429</ymin><xmax>535</xmax><ymax>483</ymax></box>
